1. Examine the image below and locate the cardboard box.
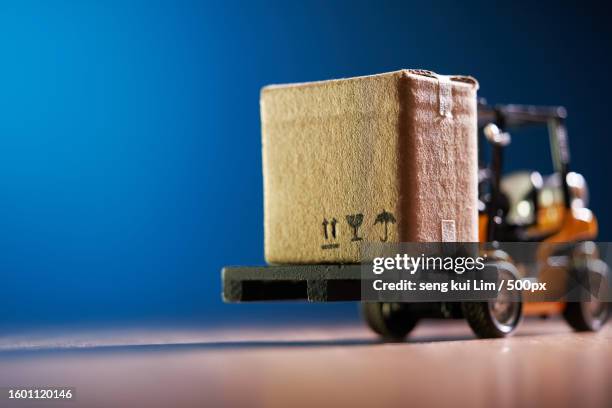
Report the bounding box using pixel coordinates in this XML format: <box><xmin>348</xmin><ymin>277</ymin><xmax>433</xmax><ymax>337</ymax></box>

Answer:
<box><xmin>261</xmin><ymin>70</ymin><xmax>479</xmax><ymax>264</ymax></box>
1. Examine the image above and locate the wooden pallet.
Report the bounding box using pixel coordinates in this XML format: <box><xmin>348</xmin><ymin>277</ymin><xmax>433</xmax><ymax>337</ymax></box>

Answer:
<box><xmin>222</xmin><ymin>264</ymin><xmax>362</xmax><ymax>302</ymax></box>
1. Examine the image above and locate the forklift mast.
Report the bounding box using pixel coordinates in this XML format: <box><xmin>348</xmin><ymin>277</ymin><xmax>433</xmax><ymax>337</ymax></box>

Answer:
<box><xmin>477</xmin><ymin>102</ymin><xmax>572</xmax><ymax>240</ymax></box>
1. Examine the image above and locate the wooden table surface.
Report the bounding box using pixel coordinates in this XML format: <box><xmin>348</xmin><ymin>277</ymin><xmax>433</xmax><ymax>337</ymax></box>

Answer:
<box><xmin>1</xmin><ymin>318</ymin><xmax>611</xmax><ymax>408</ymax></box>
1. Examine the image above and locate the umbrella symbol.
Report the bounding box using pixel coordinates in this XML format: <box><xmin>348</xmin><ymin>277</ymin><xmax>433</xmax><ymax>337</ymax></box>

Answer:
<box><xmin>374</xmin><ymin>209</ymin><xmax>396</xmax><ymax>242</ymax></box>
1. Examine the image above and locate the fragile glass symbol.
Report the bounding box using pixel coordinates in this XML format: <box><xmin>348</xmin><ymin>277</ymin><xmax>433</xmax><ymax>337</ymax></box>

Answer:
<box><xmin>346</xmin><ymin>214</ymin><xmax>364</xmax><ymax>241</ymax></box>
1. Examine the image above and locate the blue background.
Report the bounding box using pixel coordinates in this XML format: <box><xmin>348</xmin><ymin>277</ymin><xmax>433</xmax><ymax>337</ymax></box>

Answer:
<box><xmin>1</xmin><ymin>0</ymin><xmax>611</xmax><ymax>330</ymax></box>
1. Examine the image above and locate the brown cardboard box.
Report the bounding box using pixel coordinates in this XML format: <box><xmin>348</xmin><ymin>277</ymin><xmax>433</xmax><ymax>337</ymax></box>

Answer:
<box><xmin>261</xmin><ymin>69</ymin><xmax>479</xmax><ymax>264</ymax></box>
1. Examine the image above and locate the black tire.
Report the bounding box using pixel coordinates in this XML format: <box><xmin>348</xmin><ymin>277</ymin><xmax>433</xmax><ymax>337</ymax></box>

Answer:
<box><xmin>563</xmin><ymin>301</ymin><xmax>609</xmax><ymax>332</ymax></box>
<box><xmin>462</xmin><ymin>261</ymin><xmax>523</xmax><ymax>339</ymax></box>
<box><xmin>563</xmin><ymin>242</ymin><xmax>610</xmax><ymax>332</ymax></box>
<box><xmin>361</xmin><ymin>302</ymin><xmax>418</xmax><ymax>341</ymax></box>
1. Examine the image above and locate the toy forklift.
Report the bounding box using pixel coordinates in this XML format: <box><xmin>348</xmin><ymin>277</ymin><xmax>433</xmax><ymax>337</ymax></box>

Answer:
<box><xmin>222</xmin><ymin>102</ymin><xmax>610</xmax><ymax>340</ymax></box>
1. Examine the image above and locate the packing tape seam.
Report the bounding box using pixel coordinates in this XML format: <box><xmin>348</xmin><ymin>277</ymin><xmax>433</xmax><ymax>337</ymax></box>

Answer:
<box><xmin>441</xmin><ymin>219</ymin><xmax>457</xmax><ymax>242</ymax></box>
<box><xmin>436</xmin><ymin>75</ymin><xmax>453</xmax><ymax>118</ymax></box>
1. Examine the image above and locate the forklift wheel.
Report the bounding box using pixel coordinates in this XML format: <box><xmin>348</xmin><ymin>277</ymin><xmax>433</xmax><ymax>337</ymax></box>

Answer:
<box><xmin>462</xmin><ymin>262</ymin><xmax>523</xmax><ymax>338</ymax></box>
<box><xmin>361</xmin><ymin>302</ymin><xmax>418</xmax><ymax>341</ymax></box>
<box><xmin>563</xmin><ymin>301</ymin><xmax>609</xmax><ymax>332</ymax></box>
<box><xmin>563</xmin><ymin>242</ymin><xmax>610</xmax><ymax>331</ymax></box>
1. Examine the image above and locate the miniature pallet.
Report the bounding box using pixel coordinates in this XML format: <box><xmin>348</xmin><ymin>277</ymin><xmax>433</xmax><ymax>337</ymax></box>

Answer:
<box><xmin>222</xmin><ymin>264</ymin><xmax>362</xmax><ymax>302</ymax></box>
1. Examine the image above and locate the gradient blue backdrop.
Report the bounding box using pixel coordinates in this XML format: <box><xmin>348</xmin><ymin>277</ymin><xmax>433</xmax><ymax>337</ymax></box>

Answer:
<box><xmin>1</xmin><ymin>0</ymin><xmax>611</xmax><ymax>330</ymax></box>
